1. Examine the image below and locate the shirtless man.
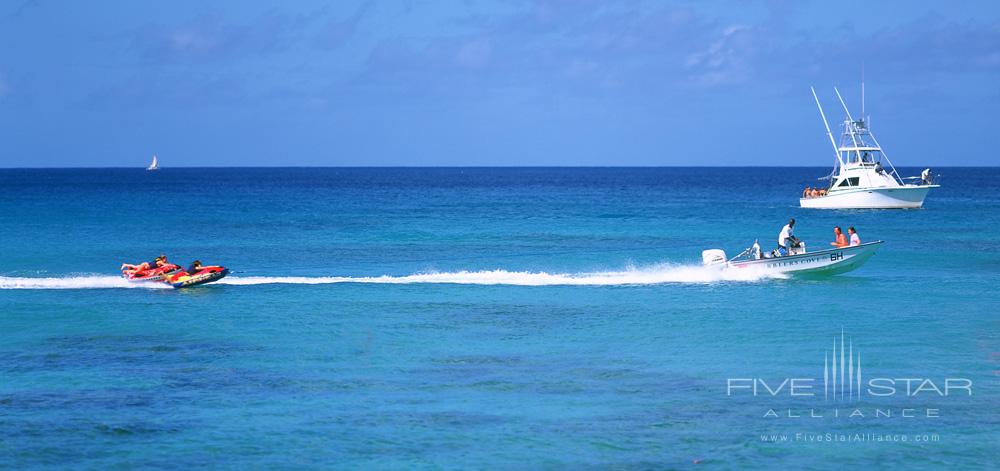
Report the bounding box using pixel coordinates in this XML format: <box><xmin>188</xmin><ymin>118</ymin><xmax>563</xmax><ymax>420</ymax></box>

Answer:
<box><xmin>830</xmin><ymin>226</ymin><xmax>848</xmax><ymax>247</ymax></box>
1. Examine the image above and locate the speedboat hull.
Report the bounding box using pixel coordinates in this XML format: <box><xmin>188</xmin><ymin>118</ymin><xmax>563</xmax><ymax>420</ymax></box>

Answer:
<box><xmin>727</xmin><ymin>241</ymin><xmax>882</xmax><ymax>276</ymax></box>
<box><xmin>800</xmin><ymin>186</ymin><xmax>936</xmax><ymax>209</ymax></box>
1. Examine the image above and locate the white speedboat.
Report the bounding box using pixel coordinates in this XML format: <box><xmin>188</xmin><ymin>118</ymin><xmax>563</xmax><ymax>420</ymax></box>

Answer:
<box><xmin>800</xmin><ymin>85</ymin><xmax>938</xmax><ymax>209</ymax></box>
<box><xmin>702</xmin><ymin>241</ymin><xmax>882</xmax><ymax>276</ymax></box>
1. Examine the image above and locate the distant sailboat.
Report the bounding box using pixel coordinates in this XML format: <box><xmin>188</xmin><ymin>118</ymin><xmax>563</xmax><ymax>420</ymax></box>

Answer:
<box><xmin>147</xmin><ymin>154</ymin><xmax>159</xmax><ymax>171</ymax></box>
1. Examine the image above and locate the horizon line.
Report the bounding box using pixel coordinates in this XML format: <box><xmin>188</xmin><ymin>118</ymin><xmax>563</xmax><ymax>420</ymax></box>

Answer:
<box><xmin>0</xmin><ymin>165</ymin><xmax>991</xmax><ymax>170</ymax></box>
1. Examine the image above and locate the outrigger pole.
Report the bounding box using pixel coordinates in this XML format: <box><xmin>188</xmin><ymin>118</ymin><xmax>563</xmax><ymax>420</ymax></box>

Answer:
<box><xmin>867</xmin><ymin>129</ymin><xmax>905</xmax><ymax>185</ymax></box>
<box><xmin>811</xmin><ymin>86</ymin><xmax>843</xmax><ymax>168</ymax></box>
<box><xmin>834</xmin><ymin>88</ymin><xmax>855</xmax><ymax>122</ymax></box>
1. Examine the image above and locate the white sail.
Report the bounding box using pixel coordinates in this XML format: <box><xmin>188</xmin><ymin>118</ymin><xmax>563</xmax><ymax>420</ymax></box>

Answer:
<box><xmin>147</xmin><ymin>154</ymin><xmax>159</xmax><ymax>171</ymax></box>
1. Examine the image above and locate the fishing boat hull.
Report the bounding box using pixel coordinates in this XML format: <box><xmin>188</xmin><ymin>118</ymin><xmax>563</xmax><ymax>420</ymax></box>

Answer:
<box><xmin>800</xmin><ymin>186</ymin><xmax>936</xmax><ymax>209</ymax></box>
<box><xmin>726</xmin><ymin>241</ymin><xmax>882</xmax><ymax>276</ymax></box>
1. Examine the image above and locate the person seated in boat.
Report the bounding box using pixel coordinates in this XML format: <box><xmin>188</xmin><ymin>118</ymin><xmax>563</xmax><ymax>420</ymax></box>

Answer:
<box><xmin>819</xmin><ymin>188</ymin><xmax>827</xmax><ymax>196</ymax></box>
<box><xmin>777</xmin><ymin>218</ymin><xmax>795</xmax><ymax>255</ymax></box>
<box><xmin>875</xmin><ymin>161</ymin><xmax>885</xmax><ymax>175</ymax></box>
<box><xmin>802</xmin><ymin>186</ymin><xmax>812</xmax><ymax>198</ymax></box>
<box><xmin>810</xmin><ymin>188</ymin><xmax>820</xmax><ymax>197</ymax></box>
<box><xmin>848</xmin><ymin>227</ymin><xmax>861</xmax><ymax>246</ymax></box>
<box><xmin>830</xmin><ymin>226</ymin><xmax>848</xmax><ymax>247</ymax></box>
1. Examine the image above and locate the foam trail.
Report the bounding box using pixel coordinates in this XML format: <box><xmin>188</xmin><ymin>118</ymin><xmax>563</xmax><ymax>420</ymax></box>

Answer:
<box><xmin>220</xmin><ymin>263</ymin><xmax>785</xmax><ymax>287</ymax></box>
<box><xmin>1</xmin><ymin>264</ymin><xmax>785</xmax><ymax>290</ymax></box>
<box><xmin>0</xmin><ymin>275</ymin><xmax>171</xmax><ymax>290</ymax></box>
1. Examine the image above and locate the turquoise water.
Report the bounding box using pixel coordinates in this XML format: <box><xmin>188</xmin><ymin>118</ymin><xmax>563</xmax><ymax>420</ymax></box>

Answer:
<box><xmin>1</xmin><ymin>168</ymin><xmax>997</xmax><ymax>468</ymax></box>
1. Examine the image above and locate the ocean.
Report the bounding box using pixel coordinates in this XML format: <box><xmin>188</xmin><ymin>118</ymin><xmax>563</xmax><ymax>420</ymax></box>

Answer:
<box><xmin>1</xmin><ymin>167</ymin><xmax>997</xmax><ymax>469</ymax></box>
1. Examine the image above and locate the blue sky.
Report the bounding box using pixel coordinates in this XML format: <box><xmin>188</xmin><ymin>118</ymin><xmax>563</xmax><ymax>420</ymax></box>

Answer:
<box><xmin>1</xmin><ymin>0</ymin><xmax>998</xmax><ymax>167</ymax></box>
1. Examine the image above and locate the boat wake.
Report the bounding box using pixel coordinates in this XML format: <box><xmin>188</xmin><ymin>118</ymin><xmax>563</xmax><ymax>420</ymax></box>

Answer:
<box><xmin>0</xmin><ymin>264</ymin><xmax>786</xmax><ymax>290</ymax></box>
<box><xmin>219</xmin><ymin>264</ymin><xmax>785</xmax><ymax>286</ymax></box>
<box><xmin>0</xmin><ymin>275</ymin><xmax>172</xmax><ymax>290</ymax></box>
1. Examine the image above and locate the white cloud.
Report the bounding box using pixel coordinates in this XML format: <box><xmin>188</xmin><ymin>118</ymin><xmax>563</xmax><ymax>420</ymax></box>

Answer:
<box><xmin>684</xmin><ymin>24</ymin><xmax>754</xmax><ymax>86</ymax></box>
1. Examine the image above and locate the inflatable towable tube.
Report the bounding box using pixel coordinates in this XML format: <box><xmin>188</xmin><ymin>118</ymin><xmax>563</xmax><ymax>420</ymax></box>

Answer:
<box><xmin>123</xmin><ymin>264</ymin><xmax>183</xmax><ymax>282</ymax></box>
<box><xmin>169</xmin><ymin>266</ymin><xmax>229</xmax><ymax>289</ymax></box>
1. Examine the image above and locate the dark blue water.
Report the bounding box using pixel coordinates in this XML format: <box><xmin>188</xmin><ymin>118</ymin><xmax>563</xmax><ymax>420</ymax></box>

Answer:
<box><xmin>1</xmin><ymin>168</ymin><xmax>998</xmax><ymax>468</ymax></box>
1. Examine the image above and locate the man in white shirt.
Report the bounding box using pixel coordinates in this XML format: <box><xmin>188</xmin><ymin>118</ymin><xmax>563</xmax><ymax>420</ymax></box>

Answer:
<box><xmin>921</xmin><ymin>168</ymin><xmax>932</xmax><ymax>185</ymax></box>
<box><xmin>778</xmin><ymin>218</ymin><xmax>795</xmax><ymax>255</ymax></box>
<box><xmin>848</xmin><ymin>226</ymin><xmax>861</xmax><ymax>246</ymax></box>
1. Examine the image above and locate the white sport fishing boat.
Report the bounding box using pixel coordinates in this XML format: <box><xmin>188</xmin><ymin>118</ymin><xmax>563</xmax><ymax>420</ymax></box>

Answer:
<box><xmin>147</xmin><ymin>154</ymin><xmax>159</xmax><ymax>171</ymax></box>
<box><xmin>801</xmin><ymin>85</ymin><xmax>938</xmax><ymax>209</ymax></box>
<box><xmin>702</xmin><ymin>240</ymin><xmax>882</xmax><ymax>276</ymax></box>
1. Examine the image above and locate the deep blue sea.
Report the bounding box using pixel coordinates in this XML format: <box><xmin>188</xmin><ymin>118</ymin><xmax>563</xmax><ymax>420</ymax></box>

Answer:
<box><xmin>1</xmin><ymin>168</ymin><xmax>998</xmax><ymax>469</ymax></box>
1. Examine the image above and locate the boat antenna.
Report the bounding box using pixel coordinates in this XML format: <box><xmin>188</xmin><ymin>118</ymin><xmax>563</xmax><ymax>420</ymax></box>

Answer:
<box><xmin>811</xmin><ymin>86</ymin><xmax>842</xmax><ymax>167</ymax></box>
<box><xmin>861</xmin><ymin>64</ymin><xmax>865</xmax><ymax>121</ymax></box>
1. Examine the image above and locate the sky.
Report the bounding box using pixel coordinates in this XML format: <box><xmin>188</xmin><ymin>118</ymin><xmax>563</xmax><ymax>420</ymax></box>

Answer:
<box><xmin>1</xmin><ymin>0</ymin><xmax>998</xmax><ymax>167</ymax></box>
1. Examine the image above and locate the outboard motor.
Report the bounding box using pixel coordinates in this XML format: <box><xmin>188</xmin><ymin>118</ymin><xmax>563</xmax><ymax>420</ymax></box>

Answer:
<box><xmin>702</xmin><ymin>249</ymin><xmax>727</xmax><ymax>266</ymax></box>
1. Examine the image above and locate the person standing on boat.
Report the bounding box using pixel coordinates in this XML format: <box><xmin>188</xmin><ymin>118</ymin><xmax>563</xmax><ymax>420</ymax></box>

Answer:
<box><xmin>921</xmin><ymin>168</ymin><xmax>933</xmax><ymax>185</ymax></box>
<box><xmin>848</xmin><ymin>227</ymin><xmax>861</xmax><ymax>246</ymax></box>
<box><xmin>778</xmin><ymin>218</ymin><xmax>795</xmax><ymax>255</ymax></box>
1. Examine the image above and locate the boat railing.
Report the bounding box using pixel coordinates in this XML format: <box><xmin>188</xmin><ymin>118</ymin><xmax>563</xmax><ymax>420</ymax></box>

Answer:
<box><xmin>728</xmin><ymin>247</ymin><xmax>753</xmax><ymax>263</ymax></box>
<box><xmin>901</xmin><ymin>173</ymin><xmax>943</xmax><ymax>186</ymax></box>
